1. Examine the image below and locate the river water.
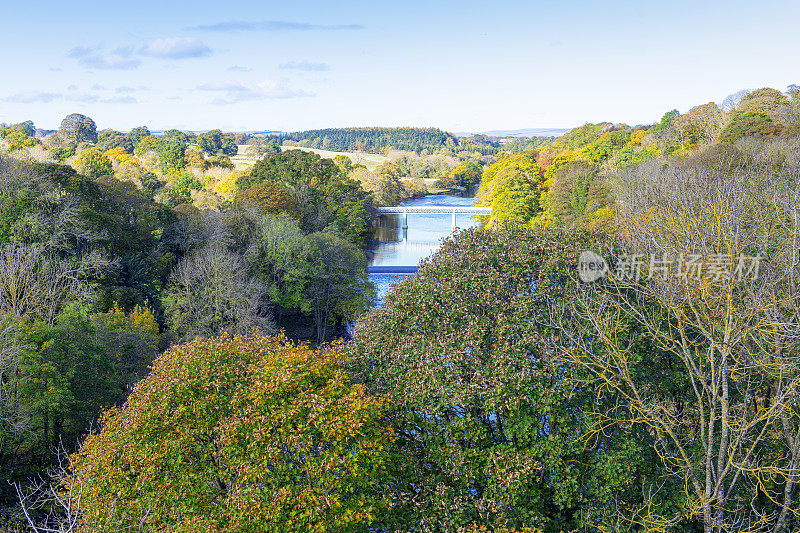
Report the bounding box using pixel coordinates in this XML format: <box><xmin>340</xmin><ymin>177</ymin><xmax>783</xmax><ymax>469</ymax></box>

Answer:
<box><xmin>368</xmin><ymin>194</ymin><xmax>481</xmax><ymax>304</ymax></box>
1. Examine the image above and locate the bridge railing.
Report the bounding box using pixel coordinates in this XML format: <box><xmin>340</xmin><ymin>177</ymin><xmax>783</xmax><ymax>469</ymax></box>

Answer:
<box><xmin>375</xmin><ymin>206</ymin><xmax>491</xmax><ymax>214</ymax></box>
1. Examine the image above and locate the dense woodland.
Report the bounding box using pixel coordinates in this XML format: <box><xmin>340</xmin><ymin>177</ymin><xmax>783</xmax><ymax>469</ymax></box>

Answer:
<box><xmin>1</xmin><ymin>85</ymin><xmax>800</xmax><ymax>532</ymax></box>
<box><xmin>274</xmin><ymin>127</ymin><xmax>458</xmax><ymax>154</ymax></box>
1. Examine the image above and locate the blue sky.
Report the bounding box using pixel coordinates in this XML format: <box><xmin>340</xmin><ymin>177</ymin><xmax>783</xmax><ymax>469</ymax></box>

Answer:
<box><xmin>1</xmin><ymin>0</ymin><xmax>798</xmax><ymax>132</ymax></box>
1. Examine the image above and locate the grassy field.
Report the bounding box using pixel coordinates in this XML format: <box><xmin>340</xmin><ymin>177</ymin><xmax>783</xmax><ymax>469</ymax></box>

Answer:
<box><xmin>229</xmin><ymin>145</ymin><xmax>451</xmax><ymax>194</ymax></box>
<box><xmin>230</xmin><ymin>145</ymin><xmax>390</xmax><ymax>171</ymax></box>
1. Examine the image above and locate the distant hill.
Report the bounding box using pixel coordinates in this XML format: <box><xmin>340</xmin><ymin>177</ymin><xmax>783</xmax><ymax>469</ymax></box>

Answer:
<box><xmin>268</xmin><ymin>127</ymin><xmax>460</xmax><ymax>154</ymax></box>
<box><xmin>456</xmin><ymin>128</ymin><xmax>571</xmax><ymax>138</ymax></box>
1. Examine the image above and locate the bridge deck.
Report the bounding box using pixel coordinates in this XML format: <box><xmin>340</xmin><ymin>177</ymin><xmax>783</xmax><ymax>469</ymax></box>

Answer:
<box><xmin>376</xmin><ymin>206</ymin><xmax>491</xmax><ymax>214</ymax></box>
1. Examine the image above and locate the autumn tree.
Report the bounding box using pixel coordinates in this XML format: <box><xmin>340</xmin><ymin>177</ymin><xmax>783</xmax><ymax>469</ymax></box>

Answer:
<box><xmin>674</xmin><ymin>102</ymin><xmax>724</xmax><ymax>146</ymax></box>
<box><xmin>125</xmin><ymin>126</ymin><xmax>151</xmax><ymax>146</ymax></box>
<box><xmin>134</xmin><ymin>134</ymin><xmax>160</xmax><ymax>156</ymax></box>
<box><xmin>74</xmin><ymin>147</ymin><xmax>113</xmax><ymax>178</ymax></box>
<box><xmin>441</xmin><ymin>160</ymin><xmax>483</xmax><ymax>191</ymax></box>
<box><xmin>349</xmin><ymin>224</ymin><xmax>679</xmax><ymax>532</ymax></box>
<box><xmin>71</xmin><ymin>333</ymin><xmax>393</xmax><ymax>532</ymax></box>
<box><xmin>564</xmin><ymin>153</ymin><xmax>800</xmax><ymax>532</ymax></box>
<box><xmin>235</xmin><ymin>182</ymin><xmax>301</xmax><ymax>219</ymax></box>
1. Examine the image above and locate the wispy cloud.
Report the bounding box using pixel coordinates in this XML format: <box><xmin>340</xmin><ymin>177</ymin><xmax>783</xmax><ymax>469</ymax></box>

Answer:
<box><xmin>227</xmin><ymin>65</ymin><xmax>251</xmax><ymax>72</ymax></box>
<box><xmin>4</xmin><ymin>90</ymin><xmax>137</xmax><ymax>104</ymax></box>
<box><xmin>187</xmin><ymin>20</ymin><xmax>364</xmax><ymax>32</ymax></box>
<box><xmin>102</xmin><ymin>96</ymin><xmax>137</xmax><ymax>104</ymax></box>
<box><xmin>69</xmin><ymin>45</ymin><xmax>141</xmax><ymax>70</ymax></box>
<box><xmin>66</xmin><ymin>93</ymin><xmax>100</xmax><ymax>103</ymax></box>
<box><xmin>279</xmin><ymin>60</ymin><xmax>330</xmax><ymax>71</ymax></box>
<box><xmin>139</xmin><ymin>37</ymin><xmax>212</xmax><ymax>59</ymax></box>
<box><xmin>115</xmin><ymin>86</ymin><xmax>137</xmax><ymax>93</ymax></box>
<box><xmin>92</xmin><ymin>84</ymin><xmax>107</xmax><ymax>90</ymax></box>
<box><xmin>197</xmin><ymin>79</ymin><xmax>314</xmax><ymax>104</ymax></box>
<box><xmin>3</xmin><ymin>92</ymin><xmax>62</xmax><ymax>103</ymax></box>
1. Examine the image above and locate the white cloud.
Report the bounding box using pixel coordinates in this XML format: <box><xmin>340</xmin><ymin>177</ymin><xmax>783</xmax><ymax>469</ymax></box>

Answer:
<box><xmin>140</xmin><ymin>37</ymin><xmax>212</xmax><ymax>59</ymax></box>
<box><xmin>3</xmin><ymin>92</ymin><xmax>62</xmax><ymax>103</ymax></box>
<box><xmin>101</xmin><ymin>96</ymin><xmax>137</xmax><ymax>104</ymax></box>
<box><xmin>187</xmin><ymin>20</ymin><xmax>363</xmax><ymax>32</ymax></box>
<box><xmin>66</xmin><ymin>93</ymin><xmax>100</xmax><ymax>103</ymax></box>
<box><xmin>279</xmin><ymin>60</ymin><xmax>330</xmax><ymax>71</ymax></box>
<box><xmin>197</xmin><ymin>79</ymin><xmax>315</xmax><ymax>104</ymax></box>
<box><xmin>227</xmin><ymin>65</ymin><xmax>251</xmax><ymax>72</ymax></box>
<box><xmin>69</xmin><ymin>45</ymin><xmax>141</xmax><ymax>70</ymax></box>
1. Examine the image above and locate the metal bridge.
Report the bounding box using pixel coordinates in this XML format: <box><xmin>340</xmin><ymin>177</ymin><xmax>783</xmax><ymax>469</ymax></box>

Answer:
<box><xmin>376</xmin><ymin>205</ymin><xmax>491</xmax><ymax>229</ymax></box>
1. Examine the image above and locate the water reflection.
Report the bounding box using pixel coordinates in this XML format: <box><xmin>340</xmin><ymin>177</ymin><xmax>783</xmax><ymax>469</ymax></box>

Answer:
<box><xmin>369</xmin><ymin>195</ymin><xmax>480</xmax><ymax>305</ymax></box>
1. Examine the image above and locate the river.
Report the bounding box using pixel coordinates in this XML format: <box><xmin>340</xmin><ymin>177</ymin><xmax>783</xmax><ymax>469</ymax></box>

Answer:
<box><xmin>368</xmin><ymin>194</ymin><xmax>481</xmax><ymax>304</ymax></box>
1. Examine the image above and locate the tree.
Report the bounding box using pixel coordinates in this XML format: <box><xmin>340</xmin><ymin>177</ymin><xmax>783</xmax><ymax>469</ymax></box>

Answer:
<box><xmin>163</xmin><ymin>246</ymin><xmax>272</xmax><ymax>340</ymax></box>
<box><xmin>719</xmin><ymin>111</ymin><xmax>783</xmax><ymax>142</ymax></box>
<box><xmin>239</xmin><ymin>150</ymin><xmax>338</xmax><ymax>232</ymax></box>
<box><xmin>196</xmin><ymin>129</ymin><xmax>238</xmax><ymax>157</ymax></box>
<box><xmin>48</xmin><ymin>146</ymin><xmax>74</xmax><ymax>162</ymax></box>
<box><xmin>0</xmin><ymin>244</ymin><xmax>87</xmax><ymax>324</ymax></box>
<box><xmin>74</xmin><ymin>147</ymin><xmax>113</xmax><ymax>178</ymax></box>
<box><xmin>16</xmin><ymin>307</ymin><xmax>124</xmax><ymax>452</ymax></box>
<box><xmin>134</xmin><ymin>134</ymin><xmax>160</xmax><ymax>156</ymax></box>
<box><xmin>10</xmin><ymin>120</ymin><xmax>35</xmax><ymax>137</ymax></box>
<box><xmin>674</xmin><ymin>102</ymin><xmax>724</xmax><ymax>145</ymax></box>
<box><xmin>163</xmin><ymin>129</ymin><xmax>192</xmax><ymax>144</ymax></box>
<box><xmin>235</xmin><ymin>182</ymin><xmax>301</xmax><ymax>219</ymax></box>
<box><xmin>348</xmin><ymin>224</ymin><xmax>678</xmax><ymax>531</ymax></box>
<box><xmin>565</xmin><ymin>154</ymin><xmax>800</xmax><ymax>532</ymax></box>
<box><xmin>481</xmin><ymin>165</ymin><xmax>540</xmax><ymax>225</ymax></box>
<box><xmin>71</xmin><ymin>333</ymin><xmax>393</xmax><ymax>532</ymax></box>
<box><xmin>444</xmin><ymin>160</ymin><xmax>483</xmax><ymax>191</ymax></box>
<box><xmin>365</xmin><ymin>162</ymin><xmax>407</xmax><ymax>206</ymax></box>
<box><xmin>98</xmin><ymin>130</ymin><xmax>134</xmax><ymax>154</ymax></box>
<box><xmin>246</xmin><ymin>214</ymin><xmax>312</xmax><ymax>319</ymax></box>
<box><xmin>125</xmin><ymin>126</ymin><xmax>150</xmax><ymax>146</ymax></box>
<box><xmin>157</xmin><ymin>138</ymin><xmax>187</xmax><ymax>172</ymax></box>
<box><xmin>304</xmin><ymin>232</ymin><xmax>372</xmax><ymax>341</ymax></box>
<box><xmin>58</xmin><ymin>114</ymin><xmax>97</xmax><ymax>145</ymax></box>
<box><xmin>322</xmin><ymin>174</ymin><xmax>376</xmax><ymax>247</ymax></box>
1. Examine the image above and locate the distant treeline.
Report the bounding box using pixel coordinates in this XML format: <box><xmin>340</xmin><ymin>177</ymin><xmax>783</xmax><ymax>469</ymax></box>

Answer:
<box><xmin>272</xmin><ymin>127</ymin><xmax>459</xmax><ymax>154</ymax></box>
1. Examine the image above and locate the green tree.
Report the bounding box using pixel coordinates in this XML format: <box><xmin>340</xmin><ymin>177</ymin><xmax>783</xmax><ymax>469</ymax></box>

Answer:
<box><xmin>98</xmin><ymin>130</ymin><xmax>134</xmax><ymax>154</ymax></box>
<box><xmin>134</xmin><ymin>134</ymin><xmax>160</xmax><ymax>156</ymax></box>
<box><xmin>235</xmin><ymin>182</ymin><xmax>301</xmax><ymax>219</ymax></box>
<box><xmin>304</xmin><ymin>232</ymin><xmax>373</xmax><ymax>341</ymax></box>
<box><xmin>74</xmin><ymin>147</ymin><xmax>113</xmax><ymax>178</ymax></box>
<box><xmin>72</xmin><ymin>333</ymin><xmax>393</xmax><ymax>532</ymax></box>
<box><xmin>196</xmin><ymin>129</ymin><xmax>238</xmax><ymax>156</ymax></box>
<box><xmin>157</xmin><ymin>138</ymin><xmax>187</xmax><ymax>172</ymax></box>
<box><xmin>58</xmin><ymin>113</ymin><xmax>97</xmax><ymax>145</ymax></box>
<box><xmin>126</xmin><ymin>126</ymin><xmax>151</xmax><ymax>146</ymax></box>
<box><xmin>348</xmin><ymin>224</ymin><xmax>680</xmax><ymax>532</ymax></box>
<box><xmin>48</xmin><ymin>146</ymin><xmax>74</xmax><ymax>162</ymax></box>
<box><xmin>444</xmin><ymin>160</ymin><xmax>483</xmax><ymax>191</ymax></box>
<box><xmin>246</xmin><ymin>214</ymin><xmax>312</xmax><ymax>320</ymax></box>
<box><xmin>17</xmin><ymin>306</ymin><xmax>124</xmax><ymax>453</ymax></box>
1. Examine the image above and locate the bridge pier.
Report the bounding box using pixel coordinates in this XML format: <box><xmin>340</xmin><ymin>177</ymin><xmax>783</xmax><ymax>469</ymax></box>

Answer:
<box><xmin>451</xmin><ymin>210</ymin><xmax>456</xmax><ymax>230</ymax></box>
<box><xmin>402</xmin><ymin>209</ymin><xmax>408</xmax><ymax>230</ymax></box>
